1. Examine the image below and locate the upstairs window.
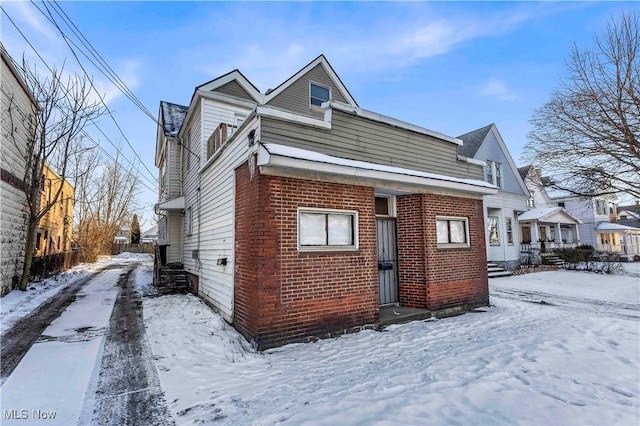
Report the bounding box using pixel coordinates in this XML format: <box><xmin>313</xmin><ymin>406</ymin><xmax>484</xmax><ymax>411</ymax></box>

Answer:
<box><xmin>495</xmin><ymin>162</ymin><xmax>503</xmax><ymax>188</ymax></box>
<box><xmin>485</xmin><ymin>161</ymin><xmax>494</xmax><ymax>185</ymax></box>
<box><xmin>310</xmin><ymin>82</ymin><xmax>330</xmax><ymax>107</ymax></box>
<box><xmin>595</xmin><ymin>199</ymin><xmax>608</xmax><ymax>216</ymax></box>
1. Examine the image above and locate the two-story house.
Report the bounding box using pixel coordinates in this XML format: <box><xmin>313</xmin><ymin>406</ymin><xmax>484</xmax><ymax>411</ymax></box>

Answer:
<box><xmin>519</xmin><ymin>167</ymin><xmax>640</xmax><ymax>260</ymax></box>
<box><xmin>457</xmin><ymin>124</ymin><xmax>530</xmax><ymax>271</ymax></box>
<box><xmin>1</xmin><ymin>46</ymin><xmax>38</xmax><ymax>296</ymax></box>
<box><xmin>155</xmin><ymin>55</ymin><xmax>498</xmax><ymax>349</ymax></box>
<box><xmin>33</xmin><ymin>162</ymin><xmax>74</xmax><ymax>256</ymax></box>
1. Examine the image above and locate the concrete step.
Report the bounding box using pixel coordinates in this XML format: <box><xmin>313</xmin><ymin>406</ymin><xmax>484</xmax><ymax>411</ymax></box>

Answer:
<box><xmin>488</xmin><ymin>267</ymin><xmax>505</xmax><ymax>272</ymax></box>
<box><xmin>488</xmin><ymin>270</ymin><xmax>513</xmax><ymax>278</ymax></box>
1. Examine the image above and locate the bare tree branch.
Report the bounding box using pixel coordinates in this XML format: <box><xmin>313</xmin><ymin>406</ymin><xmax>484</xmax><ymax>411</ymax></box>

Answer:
<box><xmin>523</xmin><ymin>12</ymin><xmax>640</xmax><ymax>199</ymax></box>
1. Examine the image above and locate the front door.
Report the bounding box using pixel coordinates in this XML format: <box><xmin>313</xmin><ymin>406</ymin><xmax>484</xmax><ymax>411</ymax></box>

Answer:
<box><xmin>377</xmin><ymin>218</ymin><xmax>399</xmax><ymax>305</ymax></box>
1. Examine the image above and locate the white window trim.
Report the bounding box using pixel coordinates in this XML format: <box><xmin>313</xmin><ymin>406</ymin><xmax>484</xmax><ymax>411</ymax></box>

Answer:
<box><xmin>297</xmin><ymin>207</ymin><xmax>359</xmax><ymax>252</ymax></box>
<box><xmin>309</xmin><ymin>81</ymin><xmax>331</xmax><ymax>109</ymax></box>
<box><xmin>436</xmin><ymin>216</ymin><xmax>470</xmax><ymax>248</ymax></box>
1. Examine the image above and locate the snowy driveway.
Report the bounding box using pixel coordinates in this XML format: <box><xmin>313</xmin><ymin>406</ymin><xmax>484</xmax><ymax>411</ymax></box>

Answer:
<box><xmin>0</xmin><ymin>254</ymin><xmax>171</xmax><ymax>426</ymax></box>
<box><xmin>145</xmin><ymin>269</ymin><xmax>640</xmax><ymax>425</ymax></box>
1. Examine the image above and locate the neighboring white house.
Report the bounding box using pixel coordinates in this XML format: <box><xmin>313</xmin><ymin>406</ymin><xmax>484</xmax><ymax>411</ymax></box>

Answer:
<box><xmin>114</xmin><ymin>226</ymin><xmax>130</xmax><ymax>244</ymax></box>
<box><xmin>0</xmin><ymin>45</ymin><xmax>38</xmax><ymax>296</ymax></box>
<box><xmin>519</xmin><ymin>167</ymin><xmax>640</xmax><ymax>261</ymax></box>
<box><xmin>458</xmin><ymin>124</ymin><xmax>529</xmax><ymax>270</ymax></box>
<box><xmin>141</xmin><ymin>225</ymin><xmax>158</xmax><ymax>243</ymax></box>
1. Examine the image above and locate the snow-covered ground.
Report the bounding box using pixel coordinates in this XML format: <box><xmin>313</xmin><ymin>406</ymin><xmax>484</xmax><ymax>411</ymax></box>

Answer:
<box><xmin>144</xmin><ymin>269</ymin><xmax>639</xmax><ymax>425</ymax></box>
<box><xmin>0</xmin><ymin>253</ymin><xmax>151</xmax><ymax>336</ymax></box>
<box><xmin>1</xmin><ymin>256</ymin><xmax>638</xmax><ymax>425</ymax></box>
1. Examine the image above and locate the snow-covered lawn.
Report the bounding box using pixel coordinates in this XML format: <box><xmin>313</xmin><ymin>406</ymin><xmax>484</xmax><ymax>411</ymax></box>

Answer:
<box><xmin>144</xmin><ymin>269</ymin><xmax>640</xmax><ymax>425</ymax></box>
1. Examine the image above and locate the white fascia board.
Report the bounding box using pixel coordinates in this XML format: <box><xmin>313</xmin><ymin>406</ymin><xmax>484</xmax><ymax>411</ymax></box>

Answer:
<box><xmin>457</xmin><ymin>155</ymin><xmax>486</xmax><ymax>167</ymax></box>
<box><xmin>255</xmin><ymin>106</ymin><xmax>331</xmax><ymax>129</ymax></box>
<box><xmin>257</xmin><ymin>144</ymin><xmax>497</xmax><ymax>196</ymax></box>
<box><xmin>330</xmin><ymin>102</ymin><xmax>461</xmax><ymax>146</ymax></box>
<box><xmin>197</xmin><ymin>89</ymin><xmax>260</xmax><ymax>109</ymax></box>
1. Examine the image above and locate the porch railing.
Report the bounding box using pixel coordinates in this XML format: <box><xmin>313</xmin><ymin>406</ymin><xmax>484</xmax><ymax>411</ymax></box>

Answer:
<box><xmin>520</xmin><ymin>242</ymin><xmax>578</xmax><ymax>253</ymax></box>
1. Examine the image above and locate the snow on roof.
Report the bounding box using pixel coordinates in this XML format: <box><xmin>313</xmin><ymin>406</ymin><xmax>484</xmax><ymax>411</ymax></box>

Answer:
<box><xmin>546</xmin><ymin>188</ymin><xmax>575</xmax><ymax>199</ymax></box>
<box><xmin>596</xmin><ymin>222</ymin><xmax>640</xmax><ymax>232</ymax></box>
<box><xmin>160</xmin><ymin>101</ymin><xmax>188</xmax><ymax>137</ymax></box>
<box><xmin>517</xmin><ymin>207</ymin><xmax>581</xmax><ymax>224</ymax></box>
<box><xmin>261</xmin><ymin>143</ymin><xmax>497</xmax><ymax>191</ymax></box>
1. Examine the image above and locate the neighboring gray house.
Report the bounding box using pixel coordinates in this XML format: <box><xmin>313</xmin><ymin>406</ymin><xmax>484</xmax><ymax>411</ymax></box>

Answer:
<box><xmin>1</xmin><ymin>46</ymin><xmax>38</xmax><ymax>296</ymax></box>
<box><xmin>155</xmin><ymin>54</ymin><xmax>498</xmax><ymax>349</ymax></box>
<box><xmin>457</xmin><ymin>124</ymin><xmax>529</xmax><ymax>270</ymax></box>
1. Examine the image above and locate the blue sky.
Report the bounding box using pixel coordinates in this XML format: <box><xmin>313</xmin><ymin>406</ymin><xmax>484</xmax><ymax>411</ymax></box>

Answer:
<box><xmin>2</xmin><ymin>1</ymin><xmax>636</xmax><ymax>226</ymax></box>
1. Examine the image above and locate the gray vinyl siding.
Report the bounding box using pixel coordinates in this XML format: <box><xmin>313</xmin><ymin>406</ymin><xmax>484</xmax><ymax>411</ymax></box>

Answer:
<box><xmin>260</xmin><ymin>110</ymin><xmax>482</xmax><ymax>180</ymax></box>
<box><xmin>213</xmin><ymin>80</ymin><xmax>256</xmax><ymax>103</ymax></box>
<box><xmin>1</xmin><ymin>55</ymin><xmax>32</xmax><ymax>295</ymax></box>
<box><xmin>473</xmin><ymin>130</ymin><xmax>526</xmax><ymax>195</ymax></box>
<box><xmin>266</xmin><ymin>64</ymin><xmax>349</xmax><ymax>119</ymax></box>
<box><xmin>556</xmin><ymin>197</ymin><xmax>603</xmax><ymax>247</ymax></box>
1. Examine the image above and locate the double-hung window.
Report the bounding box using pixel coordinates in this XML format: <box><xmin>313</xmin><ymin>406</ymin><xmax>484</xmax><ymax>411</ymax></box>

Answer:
<box><xmin>310</xmin><ymin>82</ymin><xmax>330</xmax><ymax>107</ymax></box>
<box><xmin>485</xmin><ymin>161</ymin><xmax>494</xmax><ymax>185</ymax></box>
<box><xmin>298</xmin><ymin>208</ymin><xmax>358</xmax><ymax>251</ymax></box>
<box><xmin>436</xmin><ymin>216</ymin><xmax>469</xmax><ymax>248</ymax></box>
<box><xmin>495</xmin><ymin>163</ymin><xmax>503</xmax><ymax>188</ymax></box>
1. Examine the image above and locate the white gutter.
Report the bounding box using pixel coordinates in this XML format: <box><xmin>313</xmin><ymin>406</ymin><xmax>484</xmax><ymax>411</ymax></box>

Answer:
<box><xmin>258</xmin><ymin>143</ymin><xmax>497</xmax><ymax>196</ymax></box>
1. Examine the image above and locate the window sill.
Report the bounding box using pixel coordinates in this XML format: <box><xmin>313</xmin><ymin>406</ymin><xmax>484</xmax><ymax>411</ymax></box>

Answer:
<box><xmin>436</xmin><ymin>244</ymin><xmax>471</xmax><ymax>250</ymax></box>
<box><xmin>298</xmin><ymin>247</ymin><xmax>360</xmax><ymax>255</ymax></box>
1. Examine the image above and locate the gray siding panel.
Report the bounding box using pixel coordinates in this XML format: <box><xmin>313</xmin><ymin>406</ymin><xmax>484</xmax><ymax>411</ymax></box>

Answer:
<box><xmin>213</xmin><ymin>80</ymin><xmax>256</xmax><ymax>103</ymax></box>
<box><xmin>260</xmin><ymin>110</ymin><xmax>482</xmax><ymax>180</ymax></box>
<box><xmin>267</xmin><ymin>64</ymin><xmax>348</xmax><ymax>119</ymax></box>
<box><xmin>474</xmin><ymin>131</ymin><xmax>526</xmax><ymax>195</ymax></box>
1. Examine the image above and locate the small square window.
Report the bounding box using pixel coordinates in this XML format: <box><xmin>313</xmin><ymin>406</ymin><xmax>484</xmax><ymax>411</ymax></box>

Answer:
<box><xmin>310</xmin><ymin>83</ymin><xmax>330</xmax><ymax>107</ymax></box>
<box><xmin>298</xmin><ymin>208</ymin><xmax>358</xmax><ymax>251</ymax></box>
<box><xmin>436</xmin><ymin>217</ymin><xmax>470</xmax><ymax>248</ymax></box>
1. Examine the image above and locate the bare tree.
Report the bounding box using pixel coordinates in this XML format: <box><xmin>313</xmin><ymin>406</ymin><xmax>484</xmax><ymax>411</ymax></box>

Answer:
<box><xmin>523</xmin><ymin>12</ymin><xmax>640</xmax><ymax>198</ymax></box>
<box><xmin>74</xmin><ymin>151</ymin><xmax>139</xmax><ymax>262</ymax></box>
<box><xmin>6</xmin><ymin>62</ymin><xmax>103</xmax><ymax>291</ymax></box>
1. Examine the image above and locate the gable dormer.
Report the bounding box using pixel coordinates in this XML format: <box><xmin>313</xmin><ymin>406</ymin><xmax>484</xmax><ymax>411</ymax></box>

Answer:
<box><xmin>264</xmin><ymin>55</ymin><xmax>357</xmax><ymax>118</ymax></box>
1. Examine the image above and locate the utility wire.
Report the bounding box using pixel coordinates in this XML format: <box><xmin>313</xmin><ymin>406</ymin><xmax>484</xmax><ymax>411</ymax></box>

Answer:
<box><xmin>1</xmin><ymin>6</ymin><xmax>159</xmax><ymax>194</ymax></box>
<box><xmin>32</xmin><ymin>0</ymin><xmax>159</xmax><ymax>184</ymax></box>
<box><xmin>48</xmin><ymin>0</ymin><xmax>157</xmax><ymax>123</ymax></box>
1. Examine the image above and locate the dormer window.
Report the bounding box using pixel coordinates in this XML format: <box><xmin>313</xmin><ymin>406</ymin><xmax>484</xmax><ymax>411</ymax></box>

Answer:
<box><xmin>310</xmin><ymin>82</ymin><xmax>330</xmax><ymax>107</ymax></box>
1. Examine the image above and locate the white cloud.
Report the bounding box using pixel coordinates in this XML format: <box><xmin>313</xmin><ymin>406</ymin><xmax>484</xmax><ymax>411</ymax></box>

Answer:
<box><xmin>480</xmin><ymin>79</ymin><xmax>518</xmax><ymax>101</ymax></box>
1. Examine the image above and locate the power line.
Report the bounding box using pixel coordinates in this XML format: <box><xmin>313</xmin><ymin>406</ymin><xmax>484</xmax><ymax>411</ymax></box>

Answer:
<box><xmin>48</xmin><ymin>0</ymin><xmax>157</xmax><ymax>123</ymax></box>
<box><xmin>31</xmin><ymin>0</ymin><xmax>159</xmax><ymax>184</ymax></box>
<box><xmin>1</xmin><ymin>6</ymin><xmax>159</xmax><ymax>194</ymax></box>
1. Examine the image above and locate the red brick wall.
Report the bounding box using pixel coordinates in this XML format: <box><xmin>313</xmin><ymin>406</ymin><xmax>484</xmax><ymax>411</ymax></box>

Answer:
<box><xmin>396</xmin><ymin>195</ymin><xmax>428</xmax><ymax>308</ymax></box>
<box><xmin>234</xmin><ymin>163</ymin><xmax>378</xmax><ymax>349</ymax></box>
<box><xmin>397</xmin><ymin>193</ymin><xmax>488</xmax><ymax>312</ymax></box>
